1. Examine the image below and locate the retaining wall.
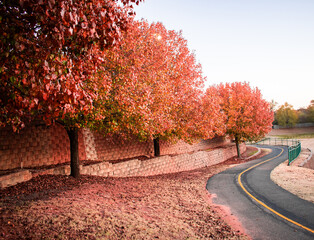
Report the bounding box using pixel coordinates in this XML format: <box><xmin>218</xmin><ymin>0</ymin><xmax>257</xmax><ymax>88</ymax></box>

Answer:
<box><xmin>81</xmin><ymin>143</ymin><xmax>246</xmax><ymax>177</ymax></box>
<box><xmin>0</xmin><ymin>143</ymin><xmax>245</xmax><ymax>188</ymax></box>
<box><xmin>0</xmin><ymin>124</ymin><xmax>230</xmax><ymax>171</ymax></box>
<box><xmin>0</xmin><ymin>125</ymin><xmax>75</xmax><ymax>170</ymax></box>
<box><xmin>0</xmin><ymin>123</ymin><xmax>243</xmax><ymax>188</ymax></box>
<box><xmin>0</xmin><ymin>170</ymin><xmax>32</xmax><ymax>188</ymax></box>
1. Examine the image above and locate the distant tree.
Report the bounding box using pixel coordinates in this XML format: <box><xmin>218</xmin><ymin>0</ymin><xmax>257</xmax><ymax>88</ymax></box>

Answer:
<box><xmin>308</xmin><ymin>100</ymin><xmax>314</xmax><ymax>123</ymax></box>
<box><xmin>276</xmin><ymin>103</ymin><xmax>298</xmax><ymax>127</ymax></box>
<box><xmin>0</xmin><ymin>0</ymin><xmax>142</xmax><ymax>177</ymax></box>
<box><xmin>216</xmin><ymin>82</ymin><xmax>274</xmax><ymax>158</ymax></box>
<box><xmin>297</xmin><ymin>108</ymin><xmax>310</xmax><ymax>124</ymax></box>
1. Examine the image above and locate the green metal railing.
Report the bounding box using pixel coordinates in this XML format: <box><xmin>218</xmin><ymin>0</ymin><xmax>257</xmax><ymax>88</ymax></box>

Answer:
<box><xmin>288</xmin><ymin>141</ymin><xmax>301</xmax><ymax>165</ymax></box>
<box><xmin>248</xmin><ymin>137</ymin><xmax>301</xmax><ymax>166</ymax></box>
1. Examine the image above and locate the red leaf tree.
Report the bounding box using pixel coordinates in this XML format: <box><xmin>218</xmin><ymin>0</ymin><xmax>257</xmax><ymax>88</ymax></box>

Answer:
<box><xmin>215</xmin><ymin>82</ymin><xmax>274</xmax><ymax>157</ymax></box>
<box><xmin>96</xmin><ymin>20</ymin><xmax>225</xmax><ymax>156</ymax></box>
<box><xmin>0</xmin><ymin>0</ymin><xmax>141</xmax><ymax>177</ymax></box>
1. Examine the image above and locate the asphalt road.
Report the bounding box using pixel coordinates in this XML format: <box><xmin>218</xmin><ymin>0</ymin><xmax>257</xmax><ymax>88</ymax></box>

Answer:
<box><xmin>206</xmin><ymin>145</ymin><xmax>314</xmax><ymax>240</ymax></box>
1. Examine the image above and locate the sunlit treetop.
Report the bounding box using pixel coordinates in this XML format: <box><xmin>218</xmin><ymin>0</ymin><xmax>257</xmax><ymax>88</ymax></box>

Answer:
<box><xmin>94</xmin><ymin>20</ymin><xmax>222</xmax><ymax>142</ymax></box>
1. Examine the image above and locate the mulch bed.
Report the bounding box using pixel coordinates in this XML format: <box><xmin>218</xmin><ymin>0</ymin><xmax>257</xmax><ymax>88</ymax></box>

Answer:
<box><xmin>0</xmin><ymin>147</ymin><xmax>262</xmax><ymax>240</ymax></box>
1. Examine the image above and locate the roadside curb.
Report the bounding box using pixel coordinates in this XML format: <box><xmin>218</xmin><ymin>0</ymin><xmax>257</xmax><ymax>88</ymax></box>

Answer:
<box><xmin>245</xmin><ymin>145</ymin><xmax>261</xmax><ymax>160</ymax></box>
<box><xmin>299</xmin><ymin>148</ymin><xmax>313</xmax><ymax>167</ymax></box>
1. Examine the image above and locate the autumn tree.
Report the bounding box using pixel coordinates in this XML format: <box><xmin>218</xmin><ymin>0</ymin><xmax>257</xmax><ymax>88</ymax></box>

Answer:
<box><xmin>194</xmin><ymin>87</ymin><xmax>226</xmax><ymax>139</ymax></box>
<box><xmin>0</xmin><ymin>0</ymin><xmax>141</xmax><ymax>177</ymax></box>
<box><xmin>216</xmin><ymin>82</ymin><xmax>273</xmax><ymax>158</ymax></box>
<box><xmin>96</xmin><ymin>20</ymin><xmax>224</xmax><ymax>156</ymax></box>
<box><xmin>275</xmin><ymin>103</ymin><xmax>298</xmax><ymax>127</ymax></box>
<box><xmin>296</xmin><ymin>108</ymin><xmax>309</xmax><ymax>124</ymax></box>
<box><xmin>297</xmin><ymin>100</ymin><xmax>314</xmax><ymax>124</ymax></box>
<box><xmin>307</xmin><ymin>100</ymin><xmax>314</xmax><ymax>123</ymax></box>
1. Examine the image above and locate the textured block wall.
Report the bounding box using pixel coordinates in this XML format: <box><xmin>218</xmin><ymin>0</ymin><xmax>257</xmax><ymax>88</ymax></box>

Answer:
<box><xmin>0</xmin><ymin>124</ymin><xmax>86</xmax><ymax>170</ymax></box>
<box><xmin>1</xmin><ymin>144</ymin><xmax>245</xmax><ymax>188</ymax></box>
<box><xmin>81</xmin><ymin>144</ymin><xmax>246</xmax><ymax>178</ymax></box>
<box><xmin>159</xmin><ymin>137</ymin><xmax>229</xmax><ymax>156</ymax></box>
<box><xmin>0</xmin><ymin>170</ymin><xmax>32</xmax><ymax>188</ymax></box>
<box><xmin>85</xmin><ymin>131</ymin><xmax>154</xmax><ymax>161</ymax></box>
<box><xmin>0</xmin><ymin>124</ymin><xmax>230</xmax><ymax>171</ymax></box>
<box><xmin>0</xmin><ymin>125</ymin><xmax>69</xmax><ymax>170</ymax></box>
<box><xmin>82</xmin><ymin>133</ymin><xmax>230</xmax><ymax>162</ymax></box>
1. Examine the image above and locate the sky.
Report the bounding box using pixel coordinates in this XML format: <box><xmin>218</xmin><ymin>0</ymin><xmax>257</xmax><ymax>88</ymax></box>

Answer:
<box><xmin>134</xmin><ymin>0</ymin><xmax>314</xmax><ymax>109</ymax></box>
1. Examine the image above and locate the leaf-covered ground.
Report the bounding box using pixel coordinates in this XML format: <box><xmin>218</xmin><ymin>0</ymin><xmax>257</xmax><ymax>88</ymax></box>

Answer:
<box><xmin>0</xmin><ymin>149</ymin><xmax>259</xmax><ymax>240</ymax></box>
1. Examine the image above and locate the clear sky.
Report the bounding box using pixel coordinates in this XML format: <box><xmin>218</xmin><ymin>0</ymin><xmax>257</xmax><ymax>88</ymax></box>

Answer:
<box><xmin>134</xmin><ymin>0</ymin><xmax>314</xmax><ymax>109</ymax></box>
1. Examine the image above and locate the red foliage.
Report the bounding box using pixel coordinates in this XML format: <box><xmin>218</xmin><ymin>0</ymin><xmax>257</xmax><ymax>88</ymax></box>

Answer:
<box><xmin>95</xmin><ymin>20</ymin><xmax>223</xmax><ymax>142</ymax></box>
<box><xmin>215</xmin><ymin>82</ymin><xmax>274</xmax><ymax>142</ymax></box>
<box><xmin>0</xmin><ymin>0</ymin><xmax>141</xmax><ymax>130</ymax></box>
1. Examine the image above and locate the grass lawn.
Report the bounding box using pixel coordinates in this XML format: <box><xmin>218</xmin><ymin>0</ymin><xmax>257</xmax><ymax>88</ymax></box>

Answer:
<box><xmin>272</xmin><ymin>133</ymin><xmax>314</xmax><ymax>139</ymax></box>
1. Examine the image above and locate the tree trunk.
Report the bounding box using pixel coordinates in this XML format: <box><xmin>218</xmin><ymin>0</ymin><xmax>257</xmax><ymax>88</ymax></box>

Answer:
<box><xmin>66</xmin><ymin>127</ymin><xmax>80</xmax><ymax>178</ymax></box>
<box><xmin>235</xmin><ymin>135</ymin><xmax>241</xmax><ymax>158</ymax></box>
<box><xmin>153</xmin><ymin>137</ymin><xmax>160</xmax><ymax>157</ymax></box>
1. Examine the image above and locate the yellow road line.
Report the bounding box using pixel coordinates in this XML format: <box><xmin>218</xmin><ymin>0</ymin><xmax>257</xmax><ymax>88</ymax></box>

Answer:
<box><xmin>238</xmin><ymin>147</ymin><xmax>314</xmax><ymax>234</ymax></box>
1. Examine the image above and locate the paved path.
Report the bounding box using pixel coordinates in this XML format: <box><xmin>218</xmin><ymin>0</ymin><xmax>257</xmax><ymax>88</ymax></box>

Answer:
<box><xmin>206</xmin><ymin>146</ymin><xmax>314</xmax><ymax>240</ymax></box>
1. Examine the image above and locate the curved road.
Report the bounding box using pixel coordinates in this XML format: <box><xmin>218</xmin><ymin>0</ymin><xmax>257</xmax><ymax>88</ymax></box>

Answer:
<box><xmin>206</xmin><ymin>145</ymin><xmax>314</xmax><ymax>240</ymax></box>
